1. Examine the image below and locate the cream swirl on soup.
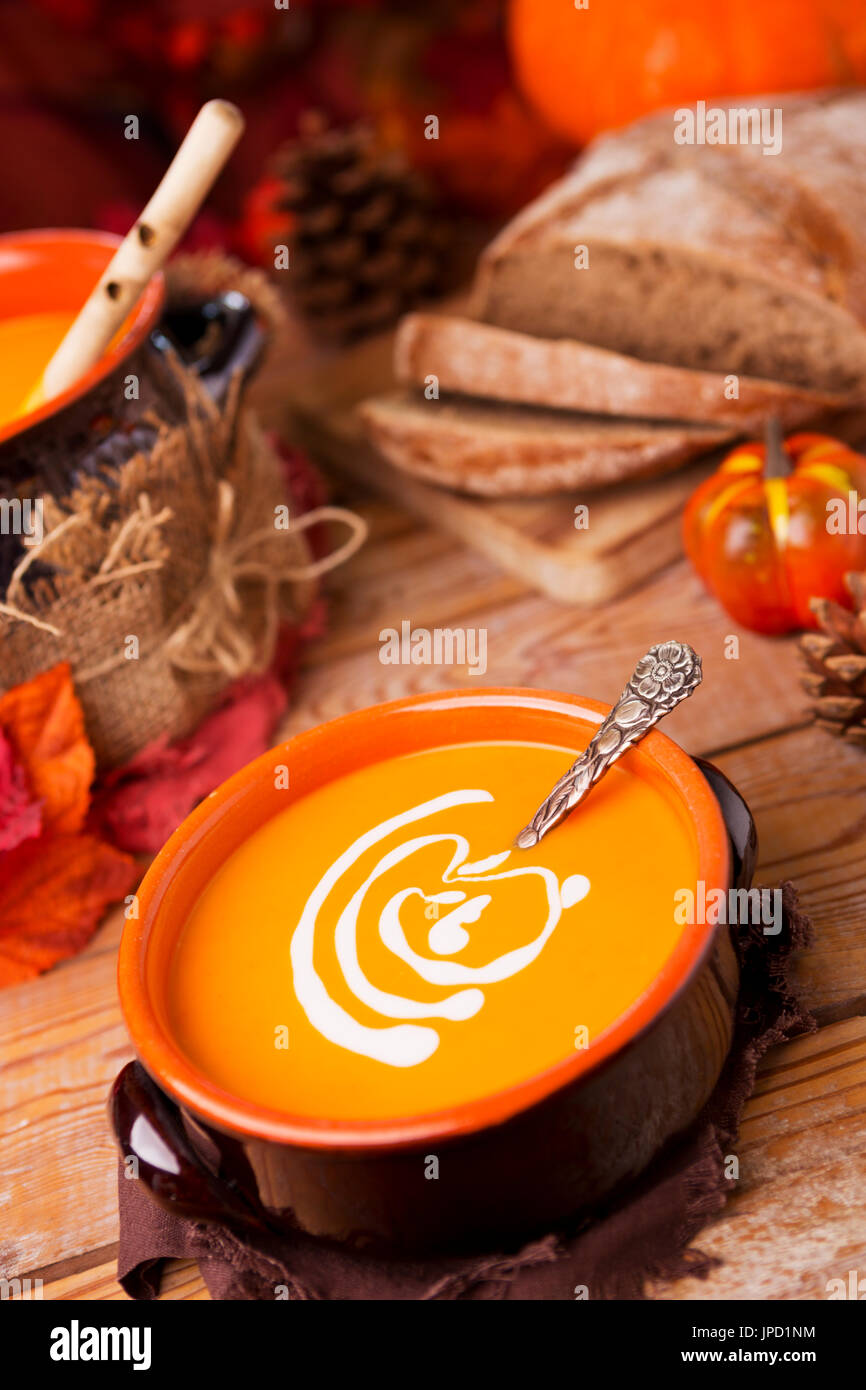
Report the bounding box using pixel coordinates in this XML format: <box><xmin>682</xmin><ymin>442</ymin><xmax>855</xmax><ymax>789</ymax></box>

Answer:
<box><xmin>170</xmin><ymin>741</ymin><xmax>696</xmax><ymax>1122</ymax></box>
<box><xmin>290</xmin><ymin>789</ymin><xmax>591</xmax><ymax>1068</ymax></box>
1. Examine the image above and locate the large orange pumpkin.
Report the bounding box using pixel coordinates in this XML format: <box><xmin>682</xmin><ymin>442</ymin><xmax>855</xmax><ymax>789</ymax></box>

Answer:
<box><xmin>507</xmin><ymin>0</ymin><xmax>866</xmax><ymax>146</ymax></box>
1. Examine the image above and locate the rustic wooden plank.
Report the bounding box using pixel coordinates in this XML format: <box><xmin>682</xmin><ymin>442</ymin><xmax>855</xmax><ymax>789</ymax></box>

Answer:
<box><xmin>41</xmin><ymin>1260</ymin><xmax>131</xmax><ymax>1302</ymax></box>
<box><xmin>658</xmin><ymin>1017</ymin><xmax>866</xmax><ymax>1300</ymax></box>
<box><xmin>41</xmin><ymin>1257</ymin><xmax>207</xmax><ymax>1301</ymax></box>
<box><xmin>315</xmin><ymin>506</ymin><xmax>526</xmax><ymax>667</ymax></box>
<box><xmin>0</xmin><ymin>913</ymin><xmax>132</xmax><ymax>1278</ymax></box>
<box><xmin>290</xmin><ymin>552</ymin><xmax>812</xmax><ymax>757</ymax></box>
<box><xmin>710</xmin><ymin>725</ymin><xmax>866</xmax><ymax>1020</ymax></box>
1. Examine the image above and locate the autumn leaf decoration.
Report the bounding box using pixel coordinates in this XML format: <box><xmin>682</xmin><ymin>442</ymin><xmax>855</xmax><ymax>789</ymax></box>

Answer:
<box><xmin>0</xmin><ymin>663</ymin><xmax>136</xmax><ymax>988</ymax></box>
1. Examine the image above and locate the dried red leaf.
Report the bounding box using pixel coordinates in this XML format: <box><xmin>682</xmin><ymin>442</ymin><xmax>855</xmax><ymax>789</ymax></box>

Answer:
<box><xmin>0</xmin><ymin>832</ymin><xmax>136</xmax><ymax>987</ymax></box>
<box><xmin>0</xmin><ymin>662</ymin><xmax>94</xmax><ymax>834</ymax></box>
<box><xmin>93</xmin><ymin>672</ymin><xmax>288</xmax><ymax>854</ymax></box>
<box><xmin>274</xmin><ymin>436</ymin><xmax>330</xmax><ymax>558</ymax></box>
<box><xmin>0</xmin><ymin>731</ymin><xmax>42</xmax><ymax>853</ymax></box>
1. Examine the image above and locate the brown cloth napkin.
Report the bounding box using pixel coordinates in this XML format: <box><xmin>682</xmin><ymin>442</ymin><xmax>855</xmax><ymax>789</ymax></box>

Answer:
<box><xmin>118</xmin><ymin>883</ymin><xmax>813</xmax><ymax>1300</ymax></box>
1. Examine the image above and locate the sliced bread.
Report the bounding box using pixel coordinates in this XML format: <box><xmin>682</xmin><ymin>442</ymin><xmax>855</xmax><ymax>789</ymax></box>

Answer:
<box><xmin>395</xmin><ymin>313</ymin><xmax>849</xmax><ymax>429</ymax></box>
<box><xmin>470</xmin><ymin>92</ymin><xmax>866</xmax><ymax>394</ymax></box>
<box><xmin>359</xmin><ymin>391</ymin><xmax>732</xmax><ymax>498</ymax></box>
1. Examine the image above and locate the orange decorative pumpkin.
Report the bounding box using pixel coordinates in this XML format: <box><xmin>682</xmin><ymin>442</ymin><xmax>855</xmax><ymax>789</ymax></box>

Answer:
<box><xmin>682</xmin><ymin>429</ymin><xmax>866</xmax><ymax>635</ymax></box>
<box><xmin>507</xmin><ymin>0</ymin><xmax>866</xmax><ymax>146</ymax></box>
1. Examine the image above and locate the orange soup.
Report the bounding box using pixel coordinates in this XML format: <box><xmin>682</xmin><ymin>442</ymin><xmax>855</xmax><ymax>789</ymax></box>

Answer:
<box><xmin>167</xmin><ymin>740</ymin><xmax>699</xmax><ymax>1122</ymax></box>
<box><xmin>0</xmin><ymin>310</ymin><xmax>76</xmax><ymax>429</ymax></box>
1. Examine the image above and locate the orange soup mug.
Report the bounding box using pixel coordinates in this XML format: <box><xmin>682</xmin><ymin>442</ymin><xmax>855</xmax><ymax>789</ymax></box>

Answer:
<box><xmin>112</xmin><ymin>687</ymin><xmax>755</xmax><ymax>1253</ymax></box>
<box><xmin>0</xmin><ymin>229</ymin><xmax>165</xmax><ymax>447</ymax></box>
<box><xmin>0</xmin><ymin>228</ymin><xmax>264</xmax><ymax>589</ymax></box>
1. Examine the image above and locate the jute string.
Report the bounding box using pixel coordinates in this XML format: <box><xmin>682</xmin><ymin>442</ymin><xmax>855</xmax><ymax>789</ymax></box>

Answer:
<box><xmin>162</xmin><ymin>485</ymin><xmax>365</xmax><ymax>680</ymax></box>
<box><xmin>0</xmin><ymin>486</ymin><xmax>366</xmax><ymax>683</ymax></box>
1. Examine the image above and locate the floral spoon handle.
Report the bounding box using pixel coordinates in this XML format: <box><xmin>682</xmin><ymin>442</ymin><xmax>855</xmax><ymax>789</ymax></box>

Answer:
<box><xmin>516</xmin><ymin>641</ymin><xmax>702</xmax><ymax>849</ymax></box>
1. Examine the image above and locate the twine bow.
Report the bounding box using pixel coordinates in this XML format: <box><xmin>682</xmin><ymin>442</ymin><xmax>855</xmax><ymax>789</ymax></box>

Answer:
<box><xmin>164</xmin><ymin>479</ymin><xmax>366</xmax><ymax>678</ymax></box>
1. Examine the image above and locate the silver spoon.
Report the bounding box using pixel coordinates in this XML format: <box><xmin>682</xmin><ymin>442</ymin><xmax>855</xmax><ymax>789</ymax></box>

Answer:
<box><xmin>515</xmin><ymin>640</ymin><xmax>703</xmax><ymax>849</ymax></box>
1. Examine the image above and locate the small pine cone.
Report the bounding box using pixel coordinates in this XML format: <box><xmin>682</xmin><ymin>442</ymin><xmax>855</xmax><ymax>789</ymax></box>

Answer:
<box><xmin>800</xmin><ymin>578</ymin><xmax>866</xmax><ymax>740</ymax></box>
<box><xmin>271</xmin><ymin>112</ymin><xmax>453</xmax><ymax>343</ymax></box>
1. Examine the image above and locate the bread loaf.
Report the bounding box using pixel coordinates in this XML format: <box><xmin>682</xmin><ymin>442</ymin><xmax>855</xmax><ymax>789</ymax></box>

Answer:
<box><xmin>360</xmin><ymin>392</ymin><xmax>731</xmax><ymax>498</ymax></box>
<box><xmin>395</xmin><ymin>313</ymin><xmax>850</xmax><ymax>429</ymax></box>
<box><xmin>471</xmin><ymin>90</ymin><xmax>866</xmax><ymax>394</ymax></box>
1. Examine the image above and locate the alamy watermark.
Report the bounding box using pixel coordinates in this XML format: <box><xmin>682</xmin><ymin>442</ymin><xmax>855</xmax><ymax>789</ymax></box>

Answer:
<box><xmin>826</xmin><ymin>491</ymin><xmax>866</xmax><ymax>534</ymax></box>
<box><xmin>49</xmin><ymin>1322</ymin><xmax>151</xmax><ymax>1370</ymax></box>
<box><xmin>674</xmin><ymin>101</ymin><xmax>783</xmax><ymax>157</ymax></box>
<box><xmin>379</xmin><ymin>621</ymin><xmax>487</xmax><ymax>675</ymax></box>
<box><xmin>0</xmin><ymin>497</ymin><xmax>43</xmax><ymax>546</ymax></box>
<box><xmin>1</xmin><ymin>1275</ymin><xmax>43</xmax><ymax>1300</ymax></box>
<box><xmin>675</xmin><ymin>883</ymin><xmax>782</xmax><ymax>935</ymax></box>
<box><xmin>826</xmin><ymin>1269</ymin><xmax>866</xmax><ymax>1299</ymax></box>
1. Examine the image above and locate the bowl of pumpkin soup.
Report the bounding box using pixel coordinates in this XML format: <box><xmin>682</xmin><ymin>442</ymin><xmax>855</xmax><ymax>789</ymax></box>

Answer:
<box><xmin>0</xmin><ymin>229</ymin><xmax>165</xmax><ymax>444</ymax></box>
<box><xmin>0</xmin><ymin>227</ymin><xmax>264</xmax><ymax>575</ymax></box>
<box><xmin>112</xmin><ymin>687</ymin><xmax>753</xmax><ymax>1252</ymax></box>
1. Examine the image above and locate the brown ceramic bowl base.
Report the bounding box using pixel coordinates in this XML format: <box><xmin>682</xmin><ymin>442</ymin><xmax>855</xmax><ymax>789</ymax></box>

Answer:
<box><xmin>111</xmin><ymin>758</ymin><xmax>754</xmax><ymax>1257</ymax></box>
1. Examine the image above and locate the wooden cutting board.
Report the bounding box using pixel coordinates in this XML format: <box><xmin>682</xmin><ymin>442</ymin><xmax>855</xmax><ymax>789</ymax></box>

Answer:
<box><xmin>263</xmin><ymin>324</ymin><xmax>721</xmax><ymax>605</ymax></box>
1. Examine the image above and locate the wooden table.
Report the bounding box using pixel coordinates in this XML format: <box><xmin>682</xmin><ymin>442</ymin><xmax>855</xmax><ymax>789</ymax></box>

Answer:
<box><xmin>3</xmin><ymin>489</ymin><xmax>866</xmax><ymax>1301</ymax></box>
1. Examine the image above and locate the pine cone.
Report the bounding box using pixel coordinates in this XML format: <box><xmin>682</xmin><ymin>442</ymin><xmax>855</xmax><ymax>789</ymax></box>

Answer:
<box><xmin>800</xmin><ymin>573</ymin><xmax>866</xmax><ymax>745</ymax></box>
<box><xmin>272</xmin><ymin>112</ymin><xmax>453</xmax><ymax>343</ymax></box>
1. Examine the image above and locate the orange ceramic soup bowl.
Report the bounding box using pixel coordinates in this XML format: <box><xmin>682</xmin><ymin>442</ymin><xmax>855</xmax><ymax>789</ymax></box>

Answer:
<box><xmin>113</xmin><ymin>688</ymin><xmax>751</xmax><ymax>1252</ymax></box>
<box><xmin>0</xmin><ymin>229</ymin><xmax>165</xmax><ymax>445</ymax></box>
<box><xmin>0</xmin><ymin>228</ymin><xmax>265</xmax><ymax>467</ymax></box>
<box><xmin>0</xmin><ymin>227</ymin><xmax>263</xmax><ymax>594</ymax></box>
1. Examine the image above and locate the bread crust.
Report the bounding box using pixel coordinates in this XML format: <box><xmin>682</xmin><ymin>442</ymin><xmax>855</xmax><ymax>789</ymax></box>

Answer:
<box><xmin>363</xmin><ymin>92</ymin><xmax>866</xmax><ymax>498</ymax></box>
<box><xmin>360</xmin><ymin>391</ymin><xmax>731</xmax><ymax>498</ymax></box>
<box><xmin>470</xmin><ymin>91</ymin><xmax>866</xmax><ymax>392</ymax></box>
<box><xmin>396</xmin><ymin>313</ymin><xmax>852</xmax><ymax>429</ymax></box>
